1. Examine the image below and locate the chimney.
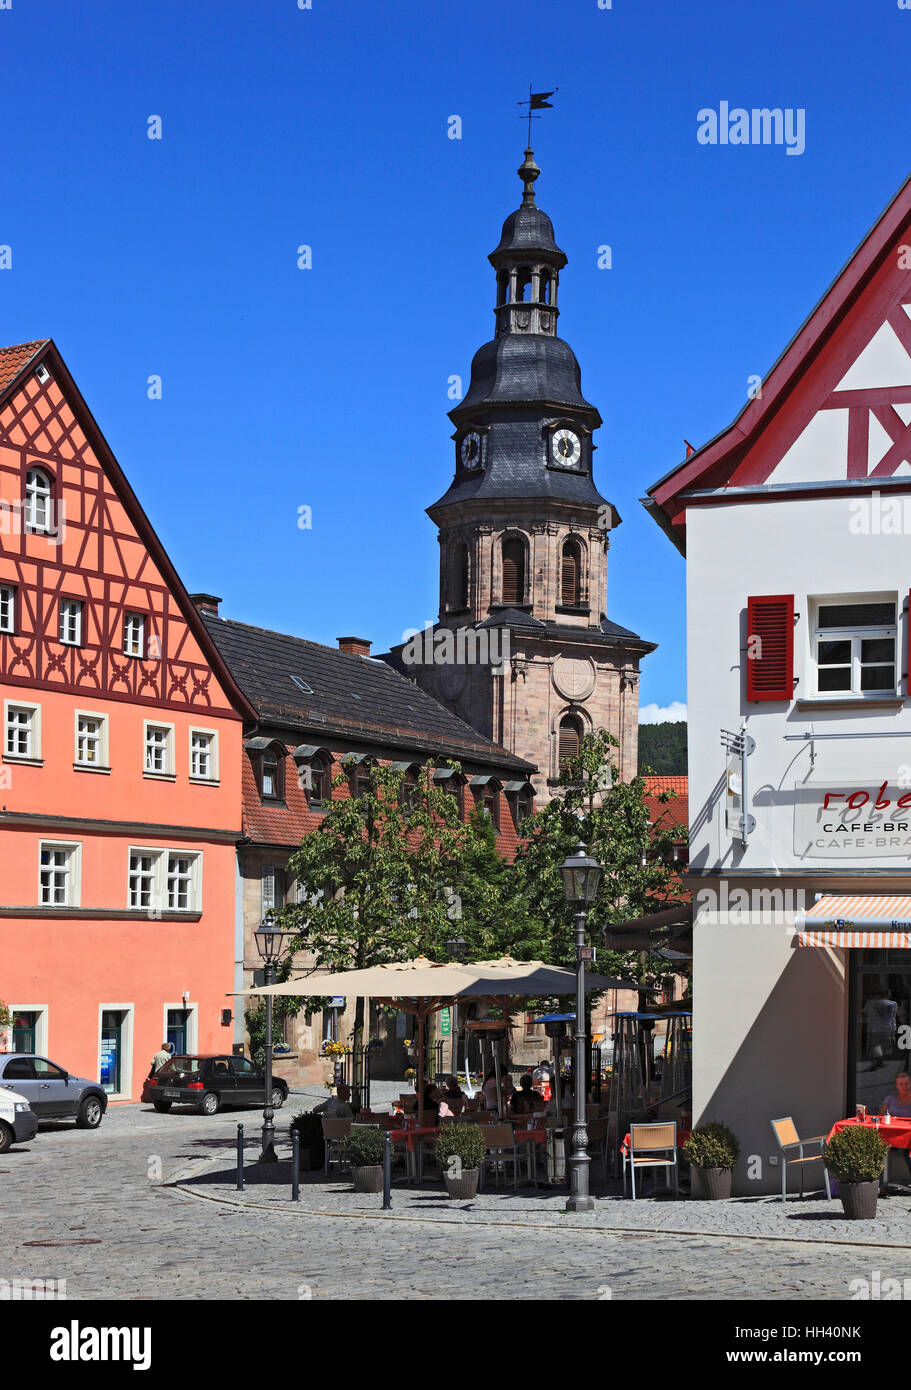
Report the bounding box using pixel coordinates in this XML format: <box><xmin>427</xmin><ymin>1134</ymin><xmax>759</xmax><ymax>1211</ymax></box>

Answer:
<box><xmin>190</xmin><ymin>593</ymin><xmax>222</xmax><ymax>617</ymax></box>
<box><xmin>337</xmin><ymin>636</ymin><xmax>371</xmax><ymax>657</ymax></box>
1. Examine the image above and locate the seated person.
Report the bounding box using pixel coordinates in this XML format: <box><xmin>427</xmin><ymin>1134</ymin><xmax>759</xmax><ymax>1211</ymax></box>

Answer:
<box><xmin>511</xmin><ymin>1073</ymin><xmax>542</xmax><ymax>1115</ymax></box>
<box><xmin>882</xmin><ymin>1071</ymin><xmax>911</xmax><ymax>1117</ymax></box>
<box><xmin>419</xmin><ymin>1082</ymin><xmax>441</xmax><ymax>1116</ymax></box>
<box><xmin>443</xmin><ymin>1075</ymin><xmax>465</xmax><ymax>1101</ymax></box>
<box><xmin>314</xmin><ymin>1083</ymin><xmax>354</xmax><ymax>1118</ymax></box>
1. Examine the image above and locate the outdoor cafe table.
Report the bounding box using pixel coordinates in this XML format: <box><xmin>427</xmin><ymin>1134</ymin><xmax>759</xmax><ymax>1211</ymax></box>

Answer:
<box><xmin>828</xmin><ymin>1117</ymin><xmax>911</xmax><ymax>1148</ymax></box>
<box><xmin>827</xmin><ymin>1117</ymin><xmax>911</xmax><ymax>1189</ymax></box>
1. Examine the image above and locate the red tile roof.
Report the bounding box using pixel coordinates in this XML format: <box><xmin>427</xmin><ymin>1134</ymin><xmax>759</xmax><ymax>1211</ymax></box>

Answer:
<box><xmin>0</xmin><ymin>340</ymin><xmax>48</xmax><ymax>393</ymax></box>
<box><xmin>643</xmin><ymin>774</ymin><xmax>688</xmax><ymax>837</ymax></box>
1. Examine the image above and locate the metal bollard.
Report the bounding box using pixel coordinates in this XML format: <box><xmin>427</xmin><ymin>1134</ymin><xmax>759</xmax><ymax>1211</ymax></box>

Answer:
<box><xmin>382</xmin><ymin>1128</ymin><xmax>392</xmax><ymax>1210</ymax></box>
<box><xmin>236</xmin><ymin>1123</ymin><xmax>244</xmax><ymax>1191</ymax></box>
<box><xmin>291</xmin><ymin>1128</ymin><xmax>300</xmax><ymax>1202</ymax></box>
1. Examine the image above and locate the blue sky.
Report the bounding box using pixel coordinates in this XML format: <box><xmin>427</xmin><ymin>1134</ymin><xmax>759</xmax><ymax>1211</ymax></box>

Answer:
<box><xmin>2</xmin><ymin>0</ymin><xmax>909</xmax><ymax>717</ymax></box>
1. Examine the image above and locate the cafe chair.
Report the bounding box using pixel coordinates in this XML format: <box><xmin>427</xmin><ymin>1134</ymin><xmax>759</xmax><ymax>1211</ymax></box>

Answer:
<box><xmin>770</xmin><ymin>1117</ymin><xmax>832</xmax><ymax>1201</ymax></box>
<box><xmin>479</xmin><ymin>1124</ymin><xmax>521</xmax><ymax>1191</ymax></box>
<box><xmin>623</xmin><ymin>1121</ymin><xmax>680</xmax><ymax>1199</ymax></box>
<box><xmin>321</xmin><ymin>1117</ymin><xmax>352</xmax><ymax>1176</ymax></box>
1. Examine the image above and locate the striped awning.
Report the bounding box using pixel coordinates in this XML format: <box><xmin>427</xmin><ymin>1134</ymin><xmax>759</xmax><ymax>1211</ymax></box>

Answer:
<box><xmin>795</xmin><ymin>895</ymin><xmax>911</xmax><ymax>948</ymax></box>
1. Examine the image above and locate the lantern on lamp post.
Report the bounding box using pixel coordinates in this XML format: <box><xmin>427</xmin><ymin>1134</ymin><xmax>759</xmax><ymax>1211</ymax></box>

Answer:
<box><xmin>253</xmin><ymin>912</ymin><xmax>296</xmax><ymax>1164</ymax></box>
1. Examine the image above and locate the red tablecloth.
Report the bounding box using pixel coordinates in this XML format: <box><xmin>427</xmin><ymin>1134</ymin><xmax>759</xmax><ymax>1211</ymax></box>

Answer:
<box><xmin>827</xmin><ymin>1117</ymin><xmax>911</xmax><ymax>1150</ymax></box>
<box><xmin>621</xmin><ymin>1129</ymin><xmax>691</xmax><ymax>1158</ymax></box>
<box><xmin>388</xmin><ymin>1126</ymin><xmax>438</xmax><ymax>1153</ymax></box>
<box><xmin>514</xmin><ymin>1128</ymin><xmax>546</xmax><ymax>1145</ymax></box>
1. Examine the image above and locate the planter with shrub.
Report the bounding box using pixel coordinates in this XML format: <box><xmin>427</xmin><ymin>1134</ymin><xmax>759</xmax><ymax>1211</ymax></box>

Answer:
<box><xmin>345</xmin><ymin>1124</ymin><xmax>386</xmax><ymax>1192</ymax></box>
<box><xmin>435</xmin><ymin>1123</ymin><xmax>485</xmax><ymax>1199</ymax></box>
<box><xmin>290</xmin><ymin>1111</ymin><xmax>325</xmax><ymax>1171</ymax></box>
<box><xmin>683</xmin><ymin>1121</ymin><xmax>740</xmax><ymax>1199</ymax></box>
<box><xmin>823</xmin><ymin>1125</ymin><xmax>888</xmax><ymax>1219</ymax></box>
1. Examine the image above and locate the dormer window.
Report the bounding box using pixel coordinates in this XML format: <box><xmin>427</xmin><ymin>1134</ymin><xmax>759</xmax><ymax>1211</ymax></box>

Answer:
<box><xmin>246</xmin><ymin>737</ymin><xmax>286</xmax><ymax>801</ymax></box>
<box><xmin>506</xmin><ymin>780</ymin><xmax>534</xmax><ymax>829</ymax></box>
<box><xmin>24</xmin><ymin>468</ymin><xmax>52</xmax><ymax>533</ymax></box>
<box><xmin>471</xmin><ymin>775</ymin><xmax>501</xmax><ymax>832</ymax></box>
<box><xmin>293</xmin><ymin>745</ymin><xmax>333</xmax><ymax>811</ymax></box>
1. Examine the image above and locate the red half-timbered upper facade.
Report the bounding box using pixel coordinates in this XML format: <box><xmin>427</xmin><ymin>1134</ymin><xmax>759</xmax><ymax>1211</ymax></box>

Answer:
<box><xmin>0</xmin><ymin>341</ymin><xmax>249</xmax><ymax>718</ymax></box>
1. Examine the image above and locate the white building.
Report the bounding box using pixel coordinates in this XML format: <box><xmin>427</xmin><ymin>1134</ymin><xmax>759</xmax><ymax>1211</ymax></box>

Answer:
<box><xmin>645</xmin><ymin>172</ymin><xmax>911</xmax><ymax>1193</ymax></box>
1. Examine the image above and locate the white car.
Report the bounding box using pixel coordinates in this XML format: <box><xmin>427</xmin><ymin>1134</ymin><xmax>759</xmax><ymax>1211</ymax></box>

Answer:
<box><xmin>0</xmin><ymin>1084</ymin><xmax>38</xmax><ymax>1152</ymax></box>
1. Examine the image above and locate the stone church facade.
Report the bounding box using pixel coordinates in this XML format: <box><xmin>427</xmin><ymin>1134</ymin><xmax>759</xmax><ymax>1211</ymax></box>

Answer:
<box><xmin>389</xmin><ymin>149</ymin><xmax>653</xmax><ymax>796</ymax></box>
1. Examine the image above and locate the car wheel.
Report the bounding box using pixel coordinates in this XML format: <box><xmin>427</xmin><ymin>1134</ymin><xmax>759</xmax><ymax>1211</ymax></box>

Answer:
<box><xmin>76</xmin><ymin>1096</ymin><xmax>104</xmax><ymax>1129</ymax></box>
<box><xmin>200</xmin><ymin>1092</ymin><xmax>219</xmax><ymax>1116</ymax></box>
<box><xmin>270</xmin><ymin>1087</ymin><xmax>285</xmax><ymax>1109</ymax></box>
<box><xmin>153</xmin><ymin>1100</ymin><xmax>172</xmax><ymax>1113</ymax></box>
<box><xmin>0</xmin><ymin>1122</ymin><xmax>11</xmax><ymax>1154</ymax></box>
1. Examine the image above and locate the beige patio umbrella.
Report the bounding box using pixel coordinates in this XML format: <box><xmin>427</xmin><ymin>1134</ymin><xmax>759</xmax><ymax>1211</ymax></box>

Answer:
<box><xmin>236</xmin><ymin>955</ymin><xmax>634</xmax><ymax>1125</ymax></box>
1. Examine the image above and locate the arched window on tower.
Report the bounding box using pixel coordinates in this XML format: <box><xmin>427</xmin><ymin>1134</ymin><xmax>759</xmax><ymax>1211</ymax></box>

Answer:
<box><xmin>516</xmin><ymin>267</ymin><xmax>533</xmax><ymax>302</ymax></box>
<box><xmin>453</xmin><ymin>541</ymin><xmax>470</xmax><ymax>610</ymax></box>
<box><xmin>538</xmin><ymin>274</ymin><xmax>551</xmax><ymax>304</ymax></box>
<box><xmin>497</xmin><ymin>272</ymin><xmax>509</xmax><ymax>306</ymax></box>
<box><xmin>558</xmin><ymin>714</ymin><xmax>583</xmax><ymax>771</ymax></box>
<box><xmin>501</xmin><ymin>538</ymin><xmax>525</xmax><ymax>606</ymax></box>
<box><xmin>561</xmin><ymin>538</ymin><xmax>583</xmax><ymax>607</ymax></box>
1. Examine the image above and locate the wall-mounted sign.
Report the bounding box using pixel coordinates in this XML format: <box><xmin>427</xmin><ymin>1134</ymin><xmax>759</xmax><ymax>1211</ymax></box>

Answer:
<box><xmin>794</xmin><ymin>781</ymin><xmax>911</xmax><ymax>857</ymax></box>
<box><xmin>440</xmin><ymin>1008</ymin><xmax>451</xmax><ymax>1037</ymax></box>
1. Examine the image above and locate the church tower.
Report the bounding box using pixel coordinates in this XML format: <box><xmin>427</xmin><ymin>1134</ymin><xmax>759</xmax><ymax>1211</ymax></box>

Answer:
<box><xmin>406</xmin><ymin>148</ymin><xmax>654</xmax><ymax>798</ymax></box>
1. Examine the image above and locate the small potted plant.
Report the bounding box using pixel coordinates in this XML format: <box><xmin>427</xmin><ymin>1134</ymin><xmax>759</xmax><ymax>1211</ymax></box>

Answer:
<box><xmin>404</xmin><ymin>1066</ymin><xmax>417</xmax><ymax>1087</ymax></box>
<box><xmin>435</xmin><ymin>1123</ymin><xmax>485</xmax><ymax>1199</ymax></box>
<box><xmin>345</xmin><ymin>1125</ymin><xmax>386</xmax><ymax>1193</ymax></box>
<box><xmin>683</xmin><ymin>1121</ymin><xmax>740</xmax><ymax>1199</ymax></box>
<box><xmin>289</xmin><ymin>1111</ymin><xmax>324</xmax><ymax>1172</ymax></box>
<box><xmin>823</xmin><ymin>1125</ymin><xmax>888</xmax><ymax>1219</ymax></box>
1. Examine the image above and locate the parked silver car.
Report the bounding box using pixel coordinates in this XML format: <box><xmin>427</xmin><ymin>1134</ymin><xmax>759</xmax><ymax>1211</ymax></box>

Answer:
<box><xmin>0</xmin><ymin>1055</ymin><xmax>107</xmax><ymax>1128</ymax></box>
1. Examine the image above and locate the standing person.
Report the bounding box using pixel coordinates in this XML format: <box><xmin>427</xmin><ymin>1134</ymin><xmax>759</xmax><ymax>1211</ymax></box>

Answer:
<box><xmin>148</xmin><ymin>1041</ymin><xmax>171</xmax><ymax>1078</ymax></box>
<box><xmin>864</xmin><ymin>989</ymin><xmax>898</xmax><ymax>1069</ymax></box>
<box><xmin>482</xmin><ymin>1068</ymin><xmax>499</xmax><ymax>1111</ymax></box>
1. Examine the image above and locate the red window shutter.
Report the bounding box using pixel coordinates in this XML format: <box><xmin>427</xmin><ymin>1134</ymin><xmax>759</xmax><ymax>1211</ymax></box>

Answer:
<box><xmin>746</xmin><ymin>595</ymin><xmax>795</xmax><ymax>701</ymax></box>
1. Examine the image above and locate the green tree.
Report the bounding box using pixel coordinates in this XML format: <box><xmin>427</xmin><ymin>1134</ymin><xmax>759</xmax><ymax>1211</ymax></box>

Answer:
<box><xmin>514</xmin><ymin>729</ymin><xmax>687</xmax><ymax>994</ymax></box>
<box><xmin>271</xmin><ymin>760</ymin><xmax>517</xmax><ymax>1071</ymax></box>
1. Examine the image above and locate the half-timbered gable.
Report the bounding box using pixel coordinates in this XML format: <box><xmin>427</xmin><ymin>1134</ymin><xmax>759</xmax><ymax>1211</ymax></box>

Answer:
<box><xmin>0</xmin><ymin>340</ymin><xmax>247</xmax><ymax>718</ymax></box>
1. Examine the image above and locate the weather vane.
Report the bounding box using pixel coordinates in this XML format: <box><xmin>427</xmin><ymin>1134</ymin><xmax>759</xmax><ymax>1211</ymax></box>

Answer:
<box><xmin>517</xmin><ymin>86</ymin><xmax>557</xmax><ymax>146</ymax></box>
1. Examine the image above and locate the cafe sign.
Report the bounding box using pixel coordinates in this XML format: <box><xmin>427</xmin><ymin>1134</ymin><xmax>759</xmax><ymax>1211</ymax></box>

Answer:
<box><xmin>795</xmin><ymin>782</ymin><xmax>911</xmax><ymax>858</ymax></box>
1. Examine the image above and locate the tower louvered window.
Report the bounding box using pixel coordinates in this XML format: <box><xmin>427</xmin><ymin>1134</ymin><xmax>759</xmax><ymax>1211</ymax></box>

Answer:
<box><xmin>561</xmin><ymin>539</ymin><xmax>582</xmax><ymax>606</ymax></box>
<box><xmin>501</xmin><ymin>539</ymin><xmax>525</xmax><ymax>606</ymax></box>
<box><xmin>454</xmin><ymin>542</ymin><xmax>469</xmax><ymax>609</ymax></box>
<box><xmin>558</xmin><ymin>715</ymin><xmax>582</xmax><ymax>769</ymax></box>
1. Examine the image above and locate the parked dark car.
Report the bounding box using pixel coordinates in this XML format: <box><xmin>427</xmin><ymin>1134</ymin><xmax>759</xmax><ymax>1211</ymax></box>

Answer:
<box><xmin>141</xmin><ymin>1054</ymin><xmax>289</xmax><ymax>1116</ymax></box>
<box><xmin>0</xmin><ymin>1054</ymin><xmax>107</xmax><ymax>1128</ymax></box>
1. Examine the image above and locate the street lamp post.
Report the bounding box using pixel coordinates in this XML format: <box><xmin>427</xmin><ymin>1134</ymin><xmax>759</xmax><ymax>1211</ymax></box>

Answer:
<box><xmin>560</xmin><ymin>842</ymin><xmax>602</xmax><ymax>1214</ymax></box>
<box><xmin>254</xmin><ymin>913</ymin><xmax>296</xmax><ymax>1164</ymax></box>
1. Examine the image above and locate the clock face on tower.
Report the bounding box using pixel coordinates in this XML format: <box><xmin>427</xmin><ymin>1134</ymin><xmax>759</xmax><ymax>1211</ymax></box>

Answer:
<box><xmin>460</xmin><ymin>432</ymin><xmax>482</xmax><ymax>469</ymax></box>
<box><xmin>551</xmin><ymin>428</ymin><xmax>582</xmax><ymax>468</ymax></box>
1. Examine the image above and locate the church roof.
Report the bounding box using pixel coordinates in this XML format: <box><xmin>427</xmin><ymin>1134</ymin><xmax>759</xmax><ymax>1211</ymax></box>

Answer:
<box><xmin>452</xmin><ymin>332</ymin><xmax>598</xmax><ymax>418</ymax></box>
<box><xmin>490</xmin><ymin>205</ymin><xmax>566</xmax><ymax>264</ymax></box>
<box><xmin>201</xmin><ymin>612</ymin><xmax>536</xmax><ymax>774</ymax></box>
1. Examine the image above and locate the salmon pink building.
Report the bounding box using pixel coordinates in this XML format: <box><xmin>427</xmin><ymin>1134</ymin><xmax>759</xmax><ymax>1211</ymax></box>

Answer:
<box><xmin>0</xmin><ymin>340</ymin><xmax>253</xmax><ymax>1101</ymax></box>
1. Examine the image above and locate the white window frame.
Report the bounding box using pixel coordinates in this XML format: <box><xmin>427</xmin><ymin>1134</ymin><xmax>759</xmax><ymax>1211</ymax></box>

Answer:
<box><xmin>261</xmin><ymin>863</ymin><xmax>286</xmax><ymax>911</ymax></box>
<box><xmin>58</xmin><ymin>597</ymin><xmax>83</xmax><ymax>646</ymax></box>
<box><xmin>7</xmin><ymin>1005</ymin><xmax>48</xmax><ymax>1057</ymax></box>
<box><xmin>97</xmin><ymin>1004</ymin><xmax>134</xmax><ymax>1102</ymax></box>
<box><xmin>810</xmin><ymin>593</ymin><xmax>898</xmax><ymax>700</ymax></box>
<box><xmin>143</xmin><ymin>720</ymin><xmax>175</xmax><ymax>778</ymax></box>
<box><xmin>38</xmin><ymin>840</ymin><xmax>82</xmax><ymax>908</ymax></box>
<box><xmin>127</xmin><ymin>846</ymin><xmax>202</xmax><ymax>914</ymax></box>
<box><xmin>24</xmin><ymin>468</ymin><xmax>52</xmax><ymax>534</ymax></box>
<box><xmin>4</xmin><ymin>700</ymin><xmax>41</xmax><ymax>762</ymax></box>
<box><xmin>0</xmin><ymin>584</ymin><xmax>15</xmax><ymax>634</ymax></box>
<box><xmin>162</xmin><ymin>1001</ymin><xmax>198</xmax><ymax>1055</ymax></box>
<box><xmin>124</xmin><ymin>612</ymin><xmax>146</xmax><ymax>658</ymax></box>
<box><xmin>189</xmin><ymin>727</ymin><xmax>218</xmax><ymax>783</ymax></box>
<box><xmin>73</xmin><ymin>709</ymin><xmax>109</xmax><ymax>771</ymax></box>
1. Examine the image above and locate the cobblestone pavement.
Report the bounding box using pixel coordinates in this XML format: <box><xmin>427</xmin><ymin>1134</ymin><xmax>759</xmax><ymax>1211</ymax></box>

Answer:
<box><xmin>4</xmin><ymin>1103</ymin><xmax>911</xmax><ymax>1301</ymax></box>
